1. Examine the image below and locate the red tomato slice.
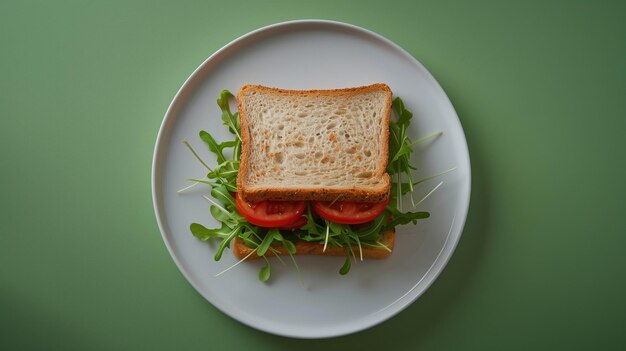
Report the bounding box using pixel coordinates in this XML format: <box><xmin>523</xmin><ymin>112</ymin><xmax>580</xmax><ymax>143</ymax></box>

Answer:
<box><xmin>312</xmin><ymin>198</ymin><xmax>391</xmax><ymax>224</ymax></box>
<box><xmin>235</xmin><ymin>193</ymin><xmax>306</xmax><ymax>228</ymax></box>
<box><xmin>278</xmin><ymin>216</ymin><xmax>307</xmax><ymax>230</ymax></box>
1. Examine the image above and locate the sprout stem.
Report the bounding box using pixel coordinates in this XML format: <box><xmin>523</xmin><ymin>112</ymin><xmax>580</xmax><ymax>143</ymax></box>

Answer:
<box><xmin>183</xmin><ymin>140</ymin><xmax>213</xmax><ymax>172</ymax></box>
<box><xmin>323</xmin><ymin>224</ymin><xmax>330</xmax><ymax>252</ymax></box>
<box><xmin>412</xmin><ymin>131</ymin><xmax>442</xmax><ymax>145</ymax></box>
<box><xmin>215</xmin><ymin>249</ymin><xmax>257</xmax><ymax>277</ymax></box>
<box><xmin>414</xmin><ymin>181</ymin><xmax>444</xmax><ymax>208</ymax></box>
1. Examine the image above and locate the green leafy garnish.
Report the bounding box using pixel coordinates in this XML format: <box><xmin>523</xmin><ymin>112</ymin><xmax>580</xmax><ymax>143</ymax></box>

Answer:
<box><xmin>258</xmin><ymin>261</ymin><xmax>271</xmax><ymax>282</ymax></box>
<box><xmin>184</xmin><ymin>90</ymin><xmax>443</xmax><ymax>282</ymax></box>
<box><xmin>257</xmin><ymin>229</ymin><xmax>279</xmax><ymax>256</ymax></box>
<box><xmin>339</xmin><ymin>255</ymin><xmax>351</xmax><ymax>275</ymax></box>
<box><xmin>388</xmin><ymin>97</ymin><xmax>442</xmax><ymax>209</ymax></box>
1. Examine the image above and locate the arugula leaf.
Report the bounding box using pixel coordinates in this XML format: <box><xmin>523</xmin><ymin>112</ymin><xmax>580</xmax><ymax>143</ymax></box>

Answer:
<box><xmin>328</xmin><ymin>221</ymin><xmax>346</xmax><ymax>235</ymax></box>
<box><xmin>282</xmin><ymin>239</ymin><xmax>297</xmax><ymax>255</ymax></box>
<box><xmin>353</xmin><ymin>213</ymin><xmax>387</xmax><ymax>241</ymax></box>
<box><xmin>384</xmin><ymin>206</ymin><xmax>430</xmax><ymax>231</ymax></box>
<box><xmin>200</xmin><ymin>131</ymin><xmax>228</xmax><ymax>164</ymax></box>
<box><xmin>214</xmin><ymin>225</ymin><xmax>241</xmax><ymax>261</ymax></box>
<box><xmin>269</xmin><ymin>231</ymin><xmax>297</xmax><ymax>254</ymax></box>
<box><xmin>206</xmin><ymin>161</ymin><xmax>238</xmax><ymax>184</ymax></box>
<box><xmin>300</xmin><ymin>205</ymin><xmax>322</xmax><ymax>235</ymax></box>
<box><xmin>391</xmin><ymin>183</ymin><xmax>413</xmax><ymax>197</ymax></box>
<box><xmin>217</xmin><ymin>90</ymin><xmax>234</xmax><ymax>113</ymax></box>
<box><xmin>211</xmin><ymin>185</ymin><xmax>235</xmax><ymax>208</ymax></box>
<box><xmin>217</xmin><ymin>90</ymin><xmax>241</xmax><ymax>138</ymax></box>
<box><xmin>389</xmin><ymin>140</ymin><xmax>413</xmax><ymax>165</ymax></box>
<box><xmin>190</xmin><ymin>223</ymin><xmax>230</xmax><ymax>240</ymax></box>
<box><xmin>348</xmin><ymin>231</ymin><xmax>363</xmax><ymax>261</ymax></box>
<box><xmin>339</xmin><ymin>255</ymin><xmax>351</xmax><ymax>275</ymax></box>
<box><xmin>392</xmin><ymin>96</ymin><xmax>413</xmax><ymax>129</ymax></box>
<box><xmin>257</xmin><ymin>229</ymin><xmax>279</xmax><ymax>256</ymax></box>
<box><xmin>391</xmin><ymin>168</ymin><xmax>456</xmax><ymax>197</ymax></box>
<box><xmin>209</xmin><ymin>206</ymin><xmax>234</xmax><ymax>229</ymax></box>
<box><xmin>259</xmin><ymin>261</ymin><xmax>271</xmax><ymax>282</ymax></box>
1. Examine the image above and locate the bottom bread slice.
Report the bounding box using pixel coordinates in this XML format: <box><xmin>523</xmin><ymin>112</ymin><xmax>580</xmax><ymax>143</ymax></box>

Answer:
<box><xmin>232</xmin><ymin>229</ymin><xmax>395</xmax><ymax>259</ymax></box>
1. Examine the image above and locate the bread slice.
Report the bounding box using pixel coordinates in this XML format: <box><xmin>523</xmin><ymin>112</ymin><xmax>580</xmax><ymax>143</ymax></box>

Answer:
<box><xmin>232</xmin><ymin>229</ymin><xmax>395</xmax><ymax>259</ymax></box>
<box><xmin>237</xmin><ymin>84</ymin><xmax>392</xmax><ymax>202</ymax></box>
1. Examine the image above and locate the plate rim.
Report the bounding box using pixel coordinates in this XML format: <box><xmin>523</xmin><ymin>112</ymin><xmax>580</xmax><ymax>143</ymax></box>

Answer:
<box><xmin>151</xmin><ymin>19</ymin><xmax>471</xmax><ymax>338</ymax></box>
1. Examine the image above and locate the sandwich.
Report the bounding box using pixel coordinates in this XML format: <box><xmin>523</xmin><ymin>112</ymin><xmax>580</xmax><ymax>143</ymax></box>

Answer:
<box><xmin>186</xmin><ymin>84</ymin><xmax>434</xmax><ymax>281</ymax></box>
<box><xmin>233</xmin><ymin>84</ymin><xmax>395</xmax><ymax>259</ymax></box>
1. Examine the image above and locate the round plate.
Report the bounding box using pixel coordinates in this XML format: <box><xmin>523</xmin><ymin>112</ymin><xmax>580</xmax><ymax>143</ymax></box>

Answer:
<box><xmin>152</xmin><ymin>20</ymin><xmax>471</xmax><ymax>338</ymax></box>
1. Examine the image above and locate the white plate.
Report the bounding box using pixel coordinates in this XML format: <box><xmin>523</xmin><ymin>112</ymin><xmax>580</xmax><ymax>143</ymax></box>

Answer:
<box><xmin>152</xmin><ymin>20</ymin><xmax>471</xmax><ymax>338</ymax></box>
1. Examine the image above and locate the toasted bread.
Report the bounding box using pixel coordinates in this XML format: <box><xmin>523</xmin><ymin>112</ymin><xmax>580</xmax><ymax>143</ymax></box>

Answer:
<box><xmin>237</xmin><ymin>84</ymin><xmax>392</xmax><ymax>202</ymax></box>
<box><xmin>232</xmin><ymin>229</ymin><xmax>395</xmax><ymax>259</ymax></box>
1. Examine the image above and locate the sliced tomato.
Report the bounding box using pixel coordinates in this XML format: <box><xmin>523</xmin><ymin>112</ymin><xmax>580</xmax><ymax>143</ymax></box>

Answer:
<box><xmin>312</xmin><ymin>197</ymin><xmax>391</xmax><ymax>224</ymax></box>
<box><xmin>235</xmin><ymin>193</ymin><xmax>306</xmax><ymax>228</ymax></box>
<box><xmin>278</xmin><ymin>216</ymin><xmax>307</xmax><ymax>230</ymax></box>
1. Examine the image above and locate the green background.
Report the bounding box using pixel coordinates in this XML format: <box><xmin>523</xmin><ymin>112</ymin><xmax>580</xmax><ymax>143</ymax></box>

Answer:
<box><xmin>1</xmin><ymin>0</ymin><xmax>625</xmax><ymax>349</ymax></box>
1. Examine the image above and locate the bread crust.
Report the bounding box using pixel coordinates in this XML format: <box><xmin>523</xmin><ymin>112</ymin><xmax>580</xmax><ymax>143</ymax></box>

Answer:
<box><xmin>232</xmin><ymin>229</ymin><xmax>395</xmax><ymax>259</ymax></box>
<box><xmin>237</xmin><ymin>84</ymin><xmax>392</xmax><ymax>202</ymax></box>
<box><xmin>235</xmin><ymin>181</ymin><xmax>390</xmax><ymax>202</ymax></box>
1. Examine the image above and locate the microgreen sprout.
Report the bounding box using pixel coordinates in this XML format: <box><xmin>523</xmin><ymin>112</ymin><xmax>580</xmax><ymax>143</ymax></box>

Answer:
<box><xmin>323</xmin><ymin>224</ymin><xmax>330</xmax><ymax>252</ymax></box>
<box><xmin>215</xmin><ymin>249</ymin><xmax>257</xmax><ymax>277</ymax></box>
<box><xmin>414</xmin><ymin>181</ymin><xmax>444</xmax><ymax>208</ymax></box>
<box><xmin>177</xmin><ymin>179</ymin><xmax>203</xmax><ymax>193</ymax></box>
